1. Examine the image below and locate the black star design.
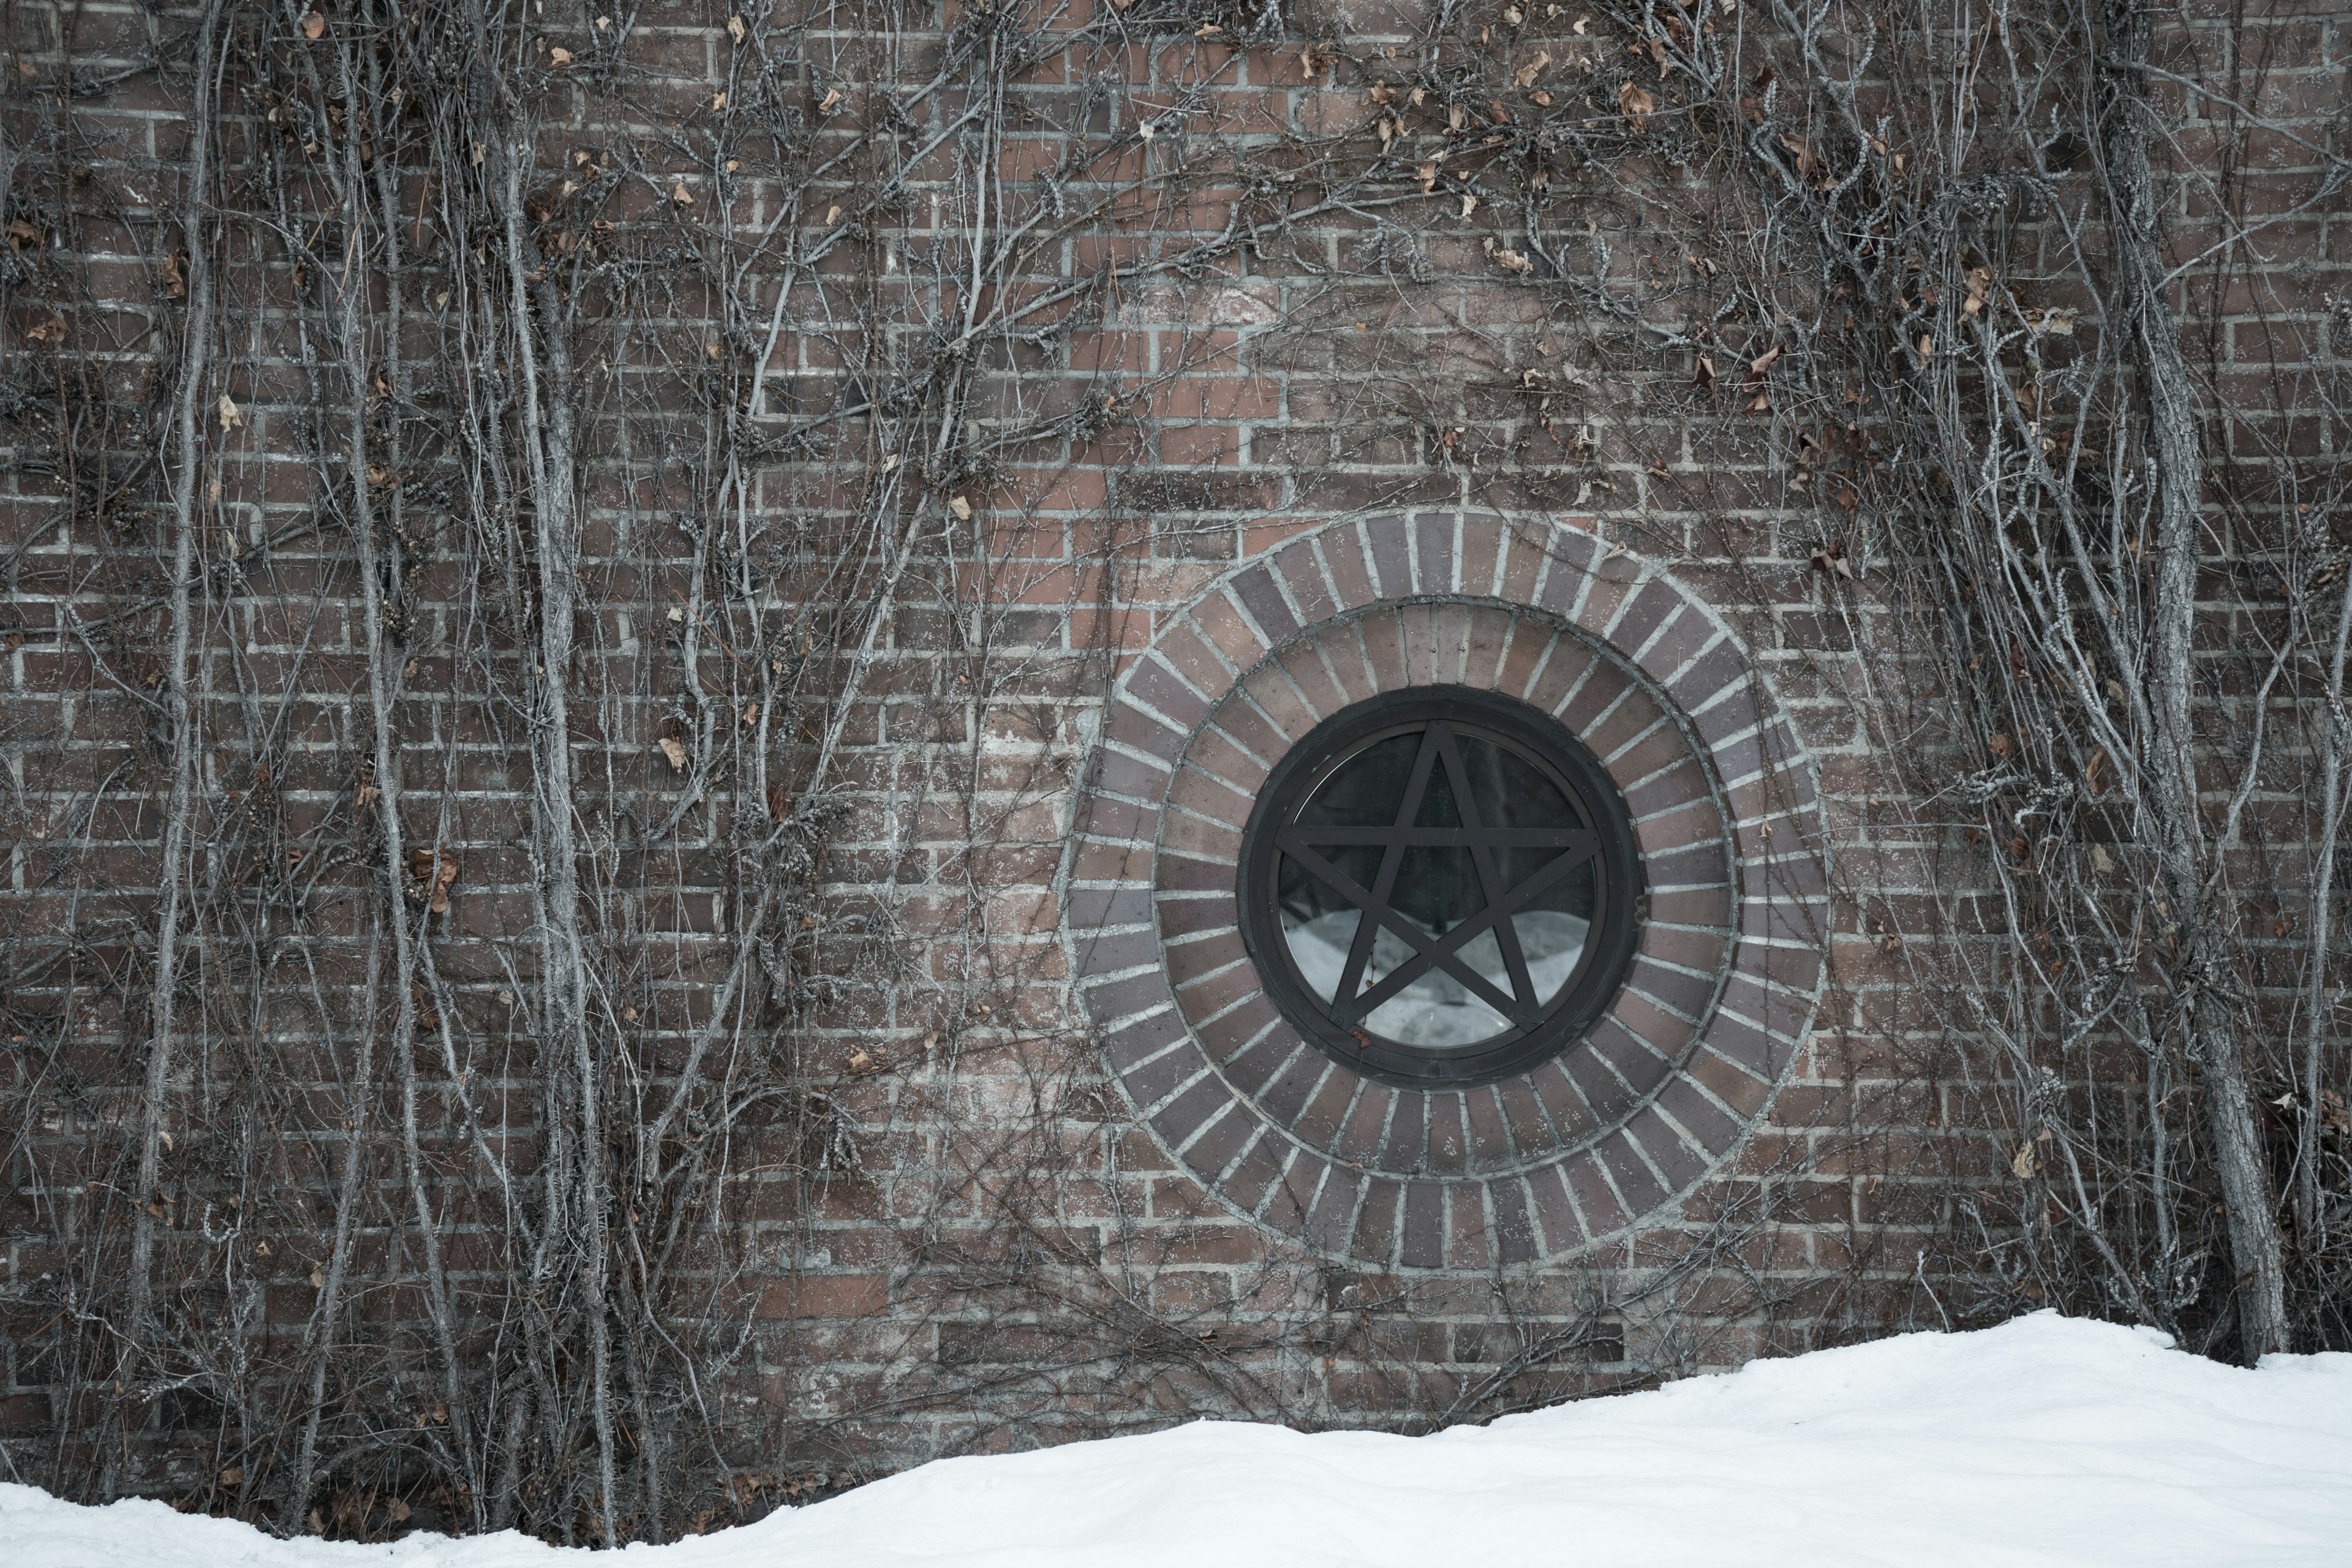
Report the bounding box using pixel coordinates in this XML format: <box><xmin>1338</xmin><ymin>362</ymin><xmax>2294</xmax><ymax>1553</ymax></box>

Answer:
<box><xmin>1275</xmin><ymin>721</ymin><xmax>1599</xmax><ymax>1037</ymax></box>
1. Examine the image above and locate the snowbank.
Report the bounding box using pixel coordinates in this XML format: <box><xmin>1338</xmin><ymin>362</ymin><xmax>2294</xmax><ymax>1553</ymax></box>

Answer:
<box><xmin>6</xmin><ymin>1313</ymin><xmax>2348</xmax><ymax>1567</ymax></box>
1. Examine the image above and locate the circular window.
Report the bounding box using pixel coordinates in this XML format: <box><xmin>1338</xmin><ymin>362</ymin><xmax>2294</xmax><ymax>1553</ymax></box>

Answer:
<box><xmin>1237</xmin><ymin>685</ymin><xmax>1643</xmax><ymax>1089</ymax></box>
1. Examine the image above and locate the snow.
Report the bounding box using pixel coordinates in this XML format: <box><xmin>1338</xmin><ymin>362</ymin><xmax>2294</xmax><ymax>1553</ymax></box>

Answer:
<box><xmin>7</xmin><ymin>1313</ymin><xmax>2348</xmax><ymax>1567</ymax></box>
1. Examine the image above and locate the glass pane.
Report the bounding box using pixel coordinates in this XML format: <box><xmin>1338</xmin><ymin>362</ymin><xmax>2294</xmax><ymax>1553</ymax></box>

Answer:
<box><xmin>1274</xmin><ymin>722</ymin><xmax>1602</xmax><ymax>1050</ymax></box>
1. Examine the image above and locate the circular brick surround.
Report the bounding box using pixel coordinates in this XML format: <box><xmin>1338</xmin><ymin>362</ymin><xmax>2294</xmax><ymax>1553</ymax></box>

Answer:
<box><xmin>1066</xmin><ymin>511</ymin><xmax>1830</xmax><ymax>1268</ymax></box>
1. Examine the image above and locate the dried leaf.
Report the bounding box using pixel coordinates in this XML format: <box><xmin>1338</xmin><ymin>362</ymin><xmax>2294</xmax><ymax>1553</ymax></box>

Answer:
<box><xmin>948</xmin><ymin>494</ymin><xmax>973</xmax><ymax>521</ymax></box>
<box><xmin>217</xmin><ymin>393</ymin><xmax>244</xmax><ymax>431</ymax></box>
<box><xmin>24</xmin><ymin>318</ymin><xmax>64</xmax><ymax>345</ymax></box>
<box><xmin>301</xmin><ymin>10</ymin><xmax>326</xmax><ymax>40</ymax></box>
<box><xmin>1617</xmin><ymin>81</ymin><xmax>1655</xmax><ymax>127</ymax></box>
<box><xmin>220</xmin><ymin>1467</ymin><xmax>243</xmax><ymax>1487</ymax></box>
<box><xmin>1747</xmin><ymin>344</ymin><xmax>1782</xmax><ymax>380</ymax></box>
<box><xmin>1460</xmin><ymin>192</ymin><xmax>1478</xmax><ymax>219</ymax></box>
<box><xmin>407</xmin><ymin>848</ymin><xmax>460</xmax><ymax>913</ymax></box>
<box><xmin>1493</xmin><ymin>246</ymin><xmax>1532</xmax><ymax>273</ymax></box>
<box><xmin>726</xmin><ymin>13</ymin><xmax>747</xmax><ymax>40</ymax></box>
<box><xmin>2091</xmin><ymin>843</ymin><xmax>2115</xmax><ymax>873</ymax></box>
<box><xmin>2011</xmin><ymin>1144</ymin><xmax>2040</xmax><ymax>1179</ymax></box>
<box><xmin>1418</xmin><ymin>161</ymin><xmax>1439</xmax><ymax>194</ymax></box>
<box><xmin>1917</xmin><ymin>332</ymin><xmax>1933</xmax><ymax>361</ymax></box>
<box><xmin>818</xmin><ymin>86</ymin><xmax>843</xmax><ymax>113</ymax></box>
<box><xmin>673</xmin><ymin>182</ymin><xmax>694</xmax><ymax>205</ymax></box>
<box><xmin>1986</xmin><ymin>732</ymin><xmax>2011</xmax><ymax>757</ymax></box>
<box><xmin>1692</xmin><ymin>354</ymin><xmax>1716</xmax><ymax>389</ymax></box>
<box><xmin>1963</xmin><ymin>265</ymin><xmax>1992</xmax><ymax>317</ymax></box>
<box><xmin>548</xmin><ymin>45</ymin><xmax>573</xmax><ymax>66</ymax></box>
<box><xmin>712</xmin><ymin>91</ymin><xmax>727</xmax><ymax>110</ymax></box>
<box><xmin>1513</xmin><ymin>50</ymin><xmax>1551</xmax><ymax>88</ymax></box>
<box><xmin>659</xmin><ymin>736</ymin><xmax>687</xmax><ymax>771</ymax></box>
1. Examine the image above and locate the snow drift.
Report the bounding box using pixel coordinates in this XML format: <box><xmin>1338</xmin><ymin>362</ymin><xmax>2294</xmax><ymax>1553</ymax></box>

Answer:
<box><xmin>6</xmin><ymin>1312</ymin><xmax>2347</xmax><ymax>1567</ymax></box>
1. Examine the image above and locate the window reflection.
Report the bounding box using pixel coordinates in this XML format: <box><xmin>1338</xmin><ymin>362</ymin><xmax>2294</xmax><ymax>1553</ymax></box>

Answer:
<box><xmin>1274</xmin><ymin>725</ymin><xmax>1597</xmax><ymax>1050</ymax></box>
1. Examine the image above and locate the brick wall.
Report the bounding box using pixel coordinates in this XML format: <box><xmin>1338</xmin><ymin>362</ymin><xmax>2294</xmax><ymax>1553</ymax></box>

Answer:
<box><xmin>1</xmin><ymin>0</ymin><xmax>2342</xmax><ymax>1526</ymax></box>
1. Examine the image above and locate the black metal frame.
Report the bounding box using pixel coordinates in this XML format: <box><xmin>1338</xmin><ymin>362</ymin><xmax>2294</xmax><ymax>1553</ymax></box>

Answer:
<box><xmin>1235</xmin><ymin>685</ymin><xmax>1644</xmax><ymax>1088</ymax></box>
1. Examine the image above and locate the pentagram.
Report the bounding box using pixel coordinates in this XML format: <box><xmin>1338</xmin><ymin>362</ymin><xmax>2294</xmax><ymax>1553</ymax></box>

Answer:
<box><xmin>1274</xmin><ymin>720</ymin><xmax>1600</xmax><ymax>1039</ymax></box>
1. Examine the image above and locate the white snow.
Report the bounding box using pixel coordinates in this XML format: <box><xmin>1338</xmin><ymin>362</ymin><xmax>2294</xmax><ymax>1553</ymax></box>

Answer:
<box><xmin>6</xmin><ymin>1313</ymin><xmax>2349</xmax><ymax>1567</ymax></box>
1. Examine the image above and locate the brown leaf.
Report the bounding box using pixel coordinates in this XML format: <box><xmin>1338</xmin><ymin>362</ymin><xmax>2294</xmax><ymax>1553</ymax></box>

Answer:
<box><xmin>727</xmin><ymin>13</ymin><xmax>747</xmax><ymax>41</ymax></box>
<box><xmin>767</xmin><ymin>783</ymin><xmax>792</xmax><ymax>823</ymax></box>
<box><xmin>948</xmin><ymin>494</ymin><xmax>973</xmax><ymax>521</ymax></box>
<box><xmin>1492</xmin><ymin>246</ymin><xmax>1532</xmax><ymax>273</ymax></box>
<box><xmin>658</xmin><ymin>736</ymin><xmax>687</xmax><ymax>771</ymax></box>
<box><xmin>1986</xmin><ymin>732</ymin><xmax>2012</xmax><ymax>757</ymax></box>
<box><xmin>1692</xmin><ymin>355</ymin><xmax>1716</xmax><ymax>389</ymax></box>
<box><xmin>1963</xmin><ymin>265</ymin><xmax>1992</xmax><ymax>317</ymax></box>
<box><xmin>217</xmin><ymin>393</ymin><xmax>244</xmax><ymax>431</ymax></box>
<box><xmin>1616</xmin><ymin>81</ymin><xmax>1655</xmax><ymax>128</ymax></box>
<box><xmin>818</xmin><ymin>86</ymin><xmax>843</xmax><ymax>113</ymax></box>
<box><xmin>407</xmin><ymin>847</ymin><xmax>460</xmax><ymax>913</ymax></box>
<box><xmin>1513</xmin><ymin>50</ymin><xmax>1551</xmax><ymax>88</ymax></box>
<box><xmin>548</xmin><ymin>45</ymin><xmax>573</xmax><ymax>66</ymax></box>
<box><xmin>1747</xmin><ymin>344</ymin><xmax>1782</xmax><ymax>381</ymax></box>
<box><xmin>1807</xmin><ymin>542</ymin><xmax>1854</xmax><ymax>581</ymax></box>
<box><xmin>301</xmin><ymin>10</ymin><xmax>326</xmax><ymax>40</ymax></box>
<box><xmin>2012</xmin><ymin>1143</ymin><xmax>2039</xmax><ymax>1179</ymax></box>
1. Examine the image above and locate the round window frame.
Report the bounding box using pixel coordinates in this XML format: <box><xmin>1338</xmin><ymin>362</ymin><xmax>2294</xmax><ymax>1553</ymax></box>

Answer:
<box><xmin>1236</xmin><ymin>684</ymin><xmax>1645</xmax><ymax>1090</ymax></box>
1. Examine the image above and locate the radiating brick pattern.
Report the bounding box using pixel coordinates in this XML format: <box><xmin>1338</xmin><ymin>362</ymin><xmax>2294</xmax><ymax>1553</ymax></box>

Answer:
<box><xmin>1067</xmin><ymin>510</ymin><xmax>1830</xmax><ymax>1267</ymax></box>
